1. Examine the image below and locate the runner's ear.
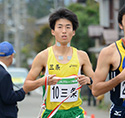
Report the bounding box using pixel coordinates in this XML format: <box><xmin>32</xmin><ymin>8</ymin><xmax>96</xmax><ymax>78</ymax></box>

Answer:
<box><xmin>51</xmin><ymin>29</ymin><xmax>55</xmax><ymax>36</ymax></box>
<box><xmin>72</xmin><ymin>31</ymin><xmax>75</xmax><ymax>36</ymax></box>
<box><xmin>119</xmin><ymin>23</ymin><xmax>123</xmax><ymax>30</ymax></box>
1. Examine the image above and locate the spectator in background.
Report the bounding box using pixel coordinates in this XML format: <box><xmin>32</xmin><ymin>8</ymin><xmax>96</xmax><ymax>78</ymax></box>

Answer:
<box><xmin>88</xmin><ymin>88</ymin><xmax>96</xmax><ymax>106</ymax></box>
<box><xmin>0</xmin><ymin>41</ymin><xmax>26</xmax><ymax>118</ymax></box>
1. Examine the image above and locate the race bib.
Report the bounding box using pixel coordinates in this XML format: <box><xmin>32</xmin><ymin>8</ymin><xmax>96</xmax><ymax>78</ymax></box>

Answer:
<box><xmin>120</xmin><ymin>81</ymin><xmax>125</xmax><ymax>98</ymax></box>
<box><xmin>50</xmin><ymin>76</ymin><xmax>79</xmax><ymax>102</ymax></box>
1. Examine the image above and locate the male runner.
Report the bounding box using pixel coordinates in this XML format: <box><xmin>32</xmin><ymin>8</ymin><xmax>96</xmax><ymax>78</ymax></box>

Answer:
<box><xmin>24</xmin><ymin>8</ymin><xmax>94</xmax><ymax>118</ymax></box>
<box><xmin>92</xmin><ymin>5</ymin><xmax>125</xmax><ymax>118</ymax></box>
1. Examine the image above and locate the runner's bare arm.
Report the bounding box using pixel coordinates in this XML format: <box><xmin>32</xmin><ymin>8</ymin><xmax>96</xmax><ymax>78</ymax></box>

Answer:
<box><xmin>92</xmin><ymin>46</ymin><xmax>125</xmax><ymax>97</ymax></box>
<box><xmin>23</xmin><ymin>49</ymin><xmax>60</xmax><ymax>93</ymax></box>
<box><xmin>77</xmin><ymin>50</ymin><xmax>94</xmax><ymax>88</ymax></box>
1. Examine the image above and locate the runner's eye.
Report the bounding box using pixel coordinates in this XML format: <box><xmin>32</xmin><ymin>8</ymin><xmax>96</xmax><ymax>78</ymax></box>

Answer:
<box><xmin>58</xmin><ymin>26</ymin><xmax>62</xmax><ymax>28</ymax></box>
<box><xmin>66</xmin><ymin>26</ymin><xmax>71</xmax><ymax>29</ymax></box>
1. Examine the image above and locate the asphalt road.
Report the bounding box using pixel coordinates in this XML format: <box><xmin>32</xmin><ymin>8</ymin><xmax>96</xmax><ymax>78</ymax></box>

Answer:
<box><xmin>18</xmin><ymin>88</ymin><xmax>43</xmax><ymax>118</ymax></box>
<box><xmin>18</xmin><ymin>88</ymin><xmax>109</xmax><ymax>118</ymax></box>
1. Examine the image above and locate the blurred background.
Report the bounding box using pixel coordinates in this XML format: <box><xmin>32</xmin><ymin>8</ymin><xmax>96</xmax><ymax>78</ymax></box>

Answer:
<box><xmin>1</xmin><ymin>0</ymin><xmax>124</xmax><ymax>69</ymax></box>
<box><xmin>0</xmin><ymin>0</ymin><xmax>125</xmax><ymax>68</ymax></box>
<box><xmin>1</xmin><ymin>0</ymin><xmax>125</xmax><ymax>117</ymax></box>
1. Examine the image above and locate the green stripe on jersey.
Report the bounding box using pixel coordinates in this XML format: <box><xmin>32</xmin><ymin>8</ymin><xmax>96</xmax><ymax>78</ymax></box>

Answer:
<box><xmin>57</xmin><ymin>78</ymin><xmax>78</xmax><ymax>84</ymax></box>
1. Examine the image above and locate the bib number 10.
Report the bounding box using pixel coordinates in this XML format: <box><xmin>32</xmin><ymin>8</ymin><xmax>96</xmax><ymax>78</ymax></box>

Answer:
<box><xmin>52</xmin><ymin>86</ymin><xmax>59</xmax><ymax>99</ymax></box>
<box><xmin>50</xmin><ymin>84</ymin><xmax>78</xmax><ymax>102</ymax></box>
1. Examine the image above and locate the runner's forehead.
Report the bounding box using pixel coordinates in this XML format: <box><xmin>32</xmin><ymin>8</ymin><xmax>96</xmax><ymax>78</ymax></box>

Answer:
<box><xmin>57</xmin><ymin>24</ymin><xmax>72</xmax><ymax>27</ymax></box>
<box><xmin>55</xmin><ymin>19</ymin><xmax>73</xmax><ymax>27</ymax></box>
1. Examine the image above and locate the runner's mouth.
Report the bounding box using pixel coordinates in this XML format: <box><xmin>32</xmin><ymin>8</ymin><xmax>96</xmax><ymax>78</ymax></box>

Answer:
<box><xmin>62</xmin><ymin>35</ymin><xmax>67</xmax><ymax>39</ymax></box>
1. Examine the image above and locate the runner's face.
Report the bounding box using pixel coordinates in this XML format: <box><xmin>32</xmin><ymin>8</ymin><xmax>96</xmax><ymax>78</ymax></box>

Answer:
<box><xmin>51</xmin><ymin>18</ymin><xmax>75</xmax><ymax>45</ymax></box>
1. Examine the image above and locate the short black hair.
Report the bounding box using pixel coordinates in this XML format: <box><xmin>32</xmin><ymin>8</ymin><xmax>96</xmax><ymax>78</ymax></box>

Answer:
<box><xmin>49</xmin><ymin>8</ymin><xmax>79</xmax><ymax>31</ymax></box>
<box><xmin>118</xmin><ymin>5</ymin><xmax>125</xmax><ymax>25</ymax></box>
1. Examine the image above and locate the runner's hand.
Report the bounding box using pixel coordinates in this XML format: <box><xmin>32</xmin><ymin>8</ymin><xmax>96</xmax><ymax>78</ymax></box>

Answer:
<box><xmin>76</xmin><ymin>75</ymin><xmax>90</xmax><ymax>86</ymax></box>
<box><xmin>45</xmin><ymin>75</ymin><xmax>61</xmax><ymax>85</ymax></box>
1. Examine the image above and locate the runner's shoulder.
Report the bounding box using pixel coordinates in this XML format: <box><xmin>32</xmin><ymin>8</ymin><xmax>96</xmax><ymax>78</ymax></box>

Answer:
<box><xmin>37</xmin><ymin>48</ymin><xmax>48</xmax><ymax>58</ymax></box>
<box><xmin>34</xmin><ymin>48</ymin><xmax>48</xmax><ymax>65</ymax></box>
<box><xmin>100</xmin><ymin>43</ymin><xmax>116</xmax><ymax>57</ymax></box>
<box><xmin>77</xmin><ymin>49</ymin><xmax>89</xmax><ymax>58</ymax></box>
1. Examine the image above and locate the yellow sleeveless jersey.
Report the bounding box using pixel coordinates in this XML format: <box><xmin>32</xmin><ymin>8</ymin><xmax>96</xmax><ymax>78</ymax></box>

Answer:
<box><xmin>44</xmin><ymin>46</ymin><xmax>82</xmax><ymax>110</ymax></box>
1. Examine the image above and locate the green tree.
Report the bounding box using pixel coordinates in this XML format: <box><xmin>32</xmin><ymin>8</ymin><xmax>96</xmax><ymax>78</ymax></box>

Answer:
<box><xmin>68</xmin><ymin>0</ymin><xmax>99</xmax><ymax>52</ymax></box>
<box><xmin>26</xmin><ymin>0</ymin><xmax>54</xmax><ymax>18</ymax></box>
<box><xmin>34</xmin><ymin>24</ymin><xmax>52</xmax><ymax>53</ymax></box>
